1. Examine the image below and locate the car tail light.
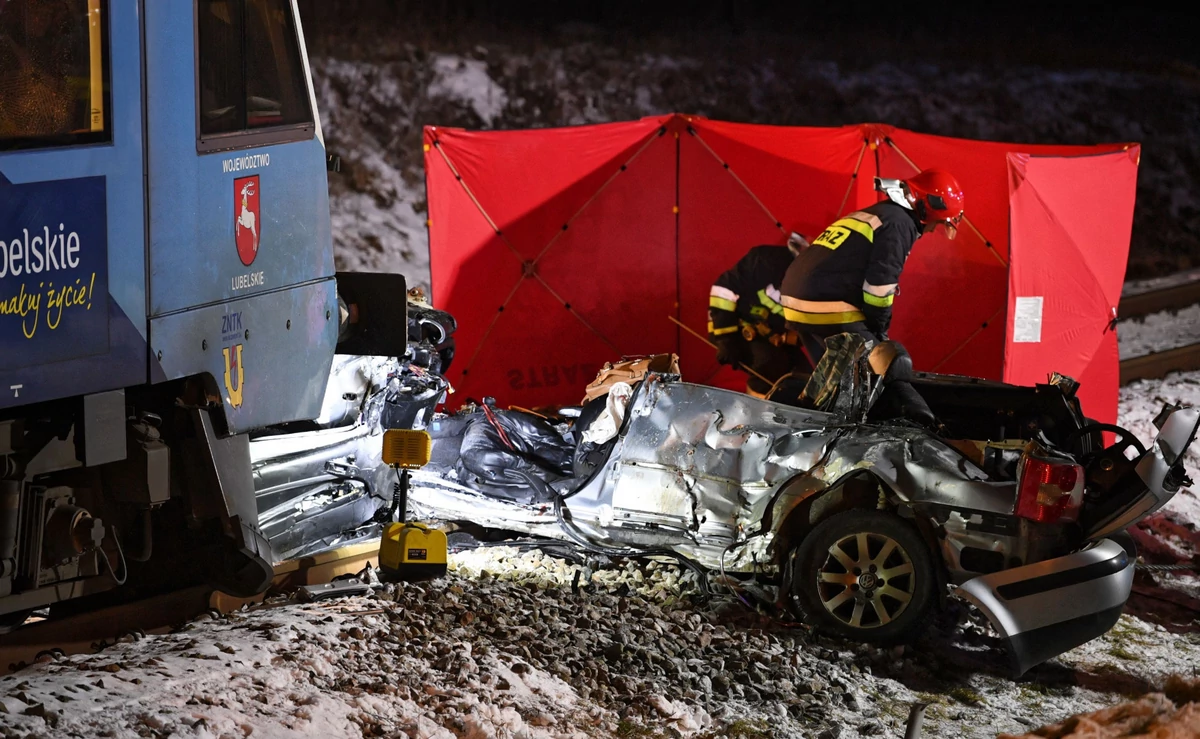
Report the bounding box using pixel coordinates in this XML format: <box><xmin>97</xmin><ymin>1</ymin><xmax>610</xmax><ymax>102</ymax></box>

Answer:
<box><xmin>1016</xmin><ymin>453</ymin><xmax>1085</xmax><ymax>523</ymax></box>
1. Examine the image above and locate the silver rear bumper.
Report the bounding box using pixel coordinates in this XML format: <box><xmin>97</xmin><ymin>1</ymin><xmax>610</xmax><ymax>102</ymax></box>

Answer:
<box><xmin>955</xmin><ymin>535</ymin><xmax>1135</xmax><ymax>676</ymax></box>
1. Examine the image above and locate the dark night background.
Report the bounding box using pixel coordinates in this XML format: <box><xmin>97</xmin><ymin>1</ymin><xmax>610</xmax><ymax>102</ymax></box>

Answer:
<box><xmin>299</xmin><ymin>2</ymin><xmax>1200</xmax><ymax>281</ymax></box>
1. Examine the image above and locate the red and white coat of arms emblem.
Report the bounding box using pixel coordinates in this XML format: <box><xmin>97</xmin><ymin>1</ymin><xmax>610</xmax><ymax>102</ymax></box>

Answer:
<box><xmin>234</xmin><ymin>175</ymin><xmax>261</xmax><ymax>266</ymax></box>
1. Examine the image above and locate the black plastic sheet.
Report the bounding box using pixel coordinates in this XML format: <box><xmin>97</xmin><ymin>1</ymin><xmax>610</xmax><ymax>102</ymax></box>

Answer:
<box><xmin>455</xmin><ymin>409</ymin><xmax>576</xmax><ymax>503</ymax></box>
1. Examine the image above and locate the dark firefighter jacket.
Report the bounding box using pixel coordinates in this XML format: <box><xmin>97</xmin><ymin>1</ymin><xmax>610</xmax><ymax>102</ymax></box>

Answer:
<box><xmin>708</xmin><ymin>245</ymin><xmax>795</xmax><ymax>341</ymax></box>
<box><xmin>779</xmin><ymin>200</ymin><xmax>921</xmax><ymax>338</ymax></box>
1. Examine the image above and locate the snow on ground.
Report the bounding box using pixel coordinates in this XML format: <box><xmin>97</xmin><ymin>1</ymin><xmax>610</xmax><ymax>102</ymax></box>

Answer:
<box><xmin>5</xmin><ymin>549</ymin><xmax>1200</xmax><ymax>739</ymax></box>
<box><xmin>1123</xmin><ymin>268</ymin><xmax>1200</xmax><ymax>297</ymax></box>
<box><xmin>1118</xmin><ymin>304</ymin><xmax>1200</xmax><ymax>359</ymax></box>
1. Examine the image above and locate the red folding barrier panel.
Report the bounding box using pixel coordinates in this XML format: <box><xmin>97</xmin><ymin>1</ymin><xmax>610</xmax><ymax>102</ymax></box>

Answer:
<box><xmin>1005</xmin><ymin>148</ymin><xmax>1140</xmax><ymax>424</ymax></box>
<box><xmin>426</xmin><ymin>117</ymin><xmax>675</xmax><ymax>408</ymax></box>
<box><xmin>679</xmin><ymin>119</ymin><xmax>869</xmax><ymax>387</ymax></box>
<box><xmin>872</xmin><ymin>127</ymin><xmax>1130</xmax><ymax>381</ymax></box>
<box><xmin>426</xmin><ymin>115</ymin><xmax>1138</xmax><ymax>418</ymax></box>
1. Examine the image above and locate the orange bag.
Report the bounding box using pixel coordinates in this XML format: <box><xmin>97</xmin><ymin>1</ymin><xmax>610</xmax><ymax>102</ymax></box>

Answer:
<box><xmin>582</xmin><ymin>354</ymin><xmax>680</xmax><ymax>404</ymax></box>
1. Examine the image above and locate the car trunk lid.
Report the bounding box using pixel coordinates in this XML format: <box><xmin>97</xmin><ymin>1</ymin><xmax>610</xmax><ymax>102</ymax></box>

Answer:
<box><xmin>1082</xmin><ymin>405</ymin><xmax>1200</xmax><ymax>540</ymax></box>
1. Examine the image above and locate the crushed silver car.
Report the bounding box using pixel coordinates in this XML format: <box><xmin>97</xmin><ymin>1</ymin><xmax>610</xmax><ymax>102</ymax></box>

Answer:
<box><xmin>248</xmin><ymin>291</ymin><xmax>454</xmax><ymax>561</ymax></box>
<box><xmin>397</xmin><ymin>341</ymin><xmax>1198</xmax><ymax>676</ymax></box>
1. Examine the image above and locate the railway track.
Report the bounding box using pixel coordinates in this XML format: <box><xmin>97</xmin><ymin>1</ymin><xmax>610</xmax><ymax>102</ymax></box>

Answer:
<box><xmin>1120</xmin><ymin>275</ymin><xmax>1200</xmax><ymax>383</ymax></box>
<box><xmin>0</xmin><ymin>539</ymin><xmax>381</xmax><ymax>676</ymax></box>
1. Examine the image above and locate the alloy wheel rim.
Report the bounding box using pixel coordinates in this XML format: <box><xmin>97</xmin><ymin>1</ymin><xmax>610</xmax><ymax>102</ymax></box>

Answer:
<box><xmin>816</xmin><ymin>531</ymin><xmax>915</xmax><ymax>629</ymax></box>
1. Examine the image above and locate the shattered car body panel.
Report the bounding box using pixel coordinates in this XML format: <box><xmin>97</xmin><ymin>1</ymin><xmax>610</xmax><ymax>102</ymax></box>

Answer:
<box><xmin>601</xmin><ymin>380</ymin><xmax>833</xmax><ymax>547</ymax></box>
<box><xmin>767</xmin><ymin>428</ymin><xmax>1023</xmax><ymax>579</ymax></box>
<box><xmin>1086</xmin><ymin>406</ymin><xmax>1200</xmax><ymax>539</ymax></box>
<box><xmin>251</xmin><ymin>346</ymin><xmax>451</xmax><ymax>560</ymax></box>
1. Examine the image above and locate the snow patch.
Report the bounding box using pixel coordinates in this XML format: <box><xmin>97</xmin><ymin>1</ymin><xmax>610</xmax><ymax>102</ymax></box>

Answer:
<box><xmin>1118</xmin><ymin>371</ymin><xmax>1200</xmax><ymax>523</ymax></box>
<box><xmin>1119</xmin><ymin>305</ymin><xmax>1200</xmax><ymax>359</ymax></box>
<box><xmin>427</xmin><ymin>54</ymin><xmax>509</xmax><ymax>127</ymax></box>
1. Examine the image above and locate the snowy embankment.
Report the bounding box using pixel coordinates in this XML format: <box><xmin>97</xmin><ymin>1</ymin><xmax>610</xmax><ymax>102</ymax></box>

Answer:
<box><xmin>4</xmin><ymin>549</ymin><xmax>1200</xmax><ymax>739</ymax></box>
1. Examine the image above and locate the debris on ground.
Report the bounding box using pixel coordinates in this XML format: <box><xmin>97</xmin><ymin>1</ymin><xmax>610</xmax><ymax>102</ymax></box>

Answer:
<box><xmin>1000</xmin><ymin>677</ymin><xmax>1200</xmax><ymax>738</ymax></box>
<box><xmin>4</xmin><ymin>546</ymin><xmax>1200</xmax><ymax>738</ymax></box>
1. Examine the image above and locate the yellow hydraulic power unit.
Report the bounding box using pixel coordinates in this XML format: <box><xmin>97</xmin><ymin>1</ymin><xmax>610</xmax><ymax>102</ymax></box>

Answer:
<box><xmin>377</xmin><ymin>429</ymin><xmax>447</xmax><ymax>581</ymax></box>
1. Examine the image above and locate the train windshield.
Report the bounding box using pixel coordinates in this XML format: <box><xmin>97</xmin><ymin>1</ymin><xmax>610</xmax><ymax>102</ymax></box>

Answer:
<box><xmin>197</xmin><ymin>0</ymin><xmax>313</xmax><ymax>142</ymax></box>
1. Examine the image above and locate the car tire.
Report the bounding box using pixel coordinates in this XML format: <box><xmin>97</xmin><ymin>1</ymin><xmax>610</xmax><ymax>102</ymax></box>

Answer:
<box><xmin>788</xmin><ymin>508</ymin><xmax>936</xmax><ymax>644</ymax></box>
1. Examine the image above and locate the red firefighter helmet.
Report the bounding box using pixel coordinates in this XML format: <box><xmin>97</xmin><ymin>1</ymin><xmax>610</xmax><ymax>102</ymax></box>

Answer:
<box><xmin>904</xmin><ymin>169</ymin><xmax>965</xmax><ymax>228</ymax></box>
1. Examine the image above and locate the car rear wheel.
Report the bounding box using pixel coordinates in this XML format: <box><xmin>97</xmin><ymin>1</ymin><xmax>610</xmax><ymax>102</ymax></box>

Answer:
<box><xmin>789</xmin><ymin>509</ymin><xmax>935</xmax><ymax>644</ymax></box>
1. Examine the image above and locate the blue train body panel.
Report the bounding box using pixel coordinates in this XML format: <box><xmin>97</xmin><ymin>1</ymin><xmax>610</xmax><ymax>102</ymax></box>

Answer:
<box><xmin>0</xmin><ymin>0</ymin><xmax>148</xmax><ymax>410</ymax></box>
<box><xmin>142</xmin><ymin>1</ymin><xmax>336</xmax><ymax>432</ymax></box>
<box><xmin>2</xmin><ymin>0</ymin><xmax>336</xmax><ymax>433</ymax></box>
<box><xmin>152</xmin><ymin>280</ymin><xmax>338</xmax><ymax>431</ymax></box>
<box><xmin>144</xmin><ymin>1</ymin><xmax>334</xmax><ymax>317</ymax></box>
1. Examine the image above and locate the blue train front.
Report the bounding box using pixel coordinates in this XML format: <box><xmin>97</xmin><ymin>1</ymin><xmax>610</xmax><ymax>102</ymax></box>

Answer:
<box><xmin>0</xmin><ymin>1</ymin><xmax>421</xmax><ymax>628</ymax></box>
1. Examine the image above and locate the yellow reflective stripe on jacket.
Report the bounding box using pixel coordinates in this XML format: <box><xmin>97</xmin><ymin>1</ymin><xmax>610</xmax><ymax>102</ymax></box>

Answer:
<box><xmin>756</xmin><ymin>288</ymin><xmax>785</xmax><ymax>315</ymax></box>
<box><xmin>782</xmin><ymin>307</ymin><xmax>867</xmax><ymax>325</ymax></box>
<box><xmin>710</xmin><ymin>285</ymin><xmax>738</xmax><ymax>302</ymax></box>
<box><xmin>781</xmin><ymin>296</ymin><xmax>860</xmax><ymax>313</ymax></box>
<box><xmin>862</xmin><ymin>291</ymin><xmax>894</xmax><ymax>308</ymax></box>
<box><xmin>708</xmin><ymin>321</ymin><xmax>739</xmax><ymax>336</ymax></box>
<box><xmin>832</xmin><ymin>217</ymin><xmax>875</xmax><ymax>242</ymax></box>
<box><xmin>709</xmin><ymin>295</ymin><xmax>737</xmax><ymax>312</ymax></box>
<box><xmin>812</xmin><ymin>217</ymin><xmax>876</xmax><ymax>250</ymax></box>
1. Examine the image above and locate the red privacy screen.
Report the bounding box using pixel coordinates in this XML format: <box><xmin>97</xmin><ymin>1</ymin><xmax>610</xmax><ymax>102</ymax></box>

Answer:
<box><xmin>1004</xmin><ymin>150</ymin><xmax>1140</xmax><ymax>425</ymax></box>
<box><xmin>425</xmin><ymin>115</ymin><xmax>1137</xmax><ymax>420</ymax></box>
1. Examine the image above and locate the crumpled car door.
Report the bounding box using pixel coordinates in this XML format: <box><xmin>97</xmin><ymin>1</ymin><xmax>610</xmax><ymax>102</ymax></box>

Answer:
<box><xmin>605</xmin><ymin>380</ymin><xmax>827</xmax><ymax>545</ymax></box>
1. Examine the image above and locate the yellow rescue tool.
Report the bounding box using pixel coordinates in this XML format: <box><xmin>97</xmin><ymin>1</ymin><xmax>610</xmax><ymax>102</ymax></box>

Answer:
<box><xmin>377</xmin><ymin>429</ymin><xmax>447</xmax><ymax>581</ymax></box>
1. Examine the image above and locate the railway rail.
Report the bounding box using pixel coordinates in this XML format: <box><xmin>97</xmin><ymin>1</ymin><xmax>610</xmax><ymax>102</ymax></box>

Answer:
<box><xmin>0</xmin><ymin>540</ymin><xmax>381</xmax><ymax>676</ymax></box>
<box><xmin>1119</xmin><ymin>277</ymin><xmax>1200</xmax><ymax>383</ymax></box>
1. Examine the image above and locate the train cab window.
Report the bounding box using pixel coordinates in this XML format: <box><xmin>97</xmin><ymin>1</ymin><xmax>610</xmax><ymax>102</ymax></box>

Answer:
<box><xmin>197</xmin><ymin>0</ymin><xmax>312</xmax><ymax>149</ymax></box>
<box><xmin>0</xmin><ymin>0</ymin><xmax>110</xmax><ymax>151</ymax></box>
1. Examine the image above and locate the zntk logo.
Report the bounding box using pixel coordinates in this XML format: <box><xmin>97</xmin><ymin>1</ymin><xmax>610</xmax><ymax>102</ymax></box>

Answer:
<box><xmin>223</xmin><ymin>344</ymin><xmax>245</xmax><ymax>409</ymax></box>
<box><xmin>234</xmin><ymin>175</ymin><xmax>260</xmax><ymax>267</ymax></box>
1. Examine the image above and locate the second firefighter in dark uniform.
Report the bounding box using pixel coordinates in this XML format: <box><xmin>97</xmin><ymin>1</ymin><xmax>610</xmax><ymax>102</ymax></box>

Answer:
<box><xmin>780</xmin><ymin>169</ymin><xmax>965</xmax><ymax>364</ymax></box>
<box><xmin>708</xmin><ymin>231</ymin><xmax>813</xmax><ymax>397</ymax></box>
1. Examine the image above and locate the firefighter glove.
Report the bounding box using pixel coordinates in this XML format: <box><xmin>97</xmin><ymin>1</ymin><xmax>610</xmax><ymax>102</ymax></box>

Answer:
<box><xmin>715</xmin><ymin>336</ymin><xmax>750</xmax><ymax>368</ymax></box>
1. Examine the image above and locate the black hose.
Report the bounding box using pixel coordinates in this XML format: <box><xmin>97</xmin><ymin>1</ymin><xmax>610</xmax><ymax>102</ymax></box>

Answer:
<box><xmin>325</xmin><ymin>471</ymin><xmax>376</xmax><ymax>499</ymax></box>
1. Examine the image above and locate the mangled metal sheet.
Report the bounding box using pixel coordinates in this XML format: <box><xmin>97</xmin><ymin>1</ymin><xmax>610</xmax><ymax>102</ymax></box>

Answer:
<box><xmin>606</xmin><ymin>380</ymin><xmax>834</xmax><ymax>545</ymax></box>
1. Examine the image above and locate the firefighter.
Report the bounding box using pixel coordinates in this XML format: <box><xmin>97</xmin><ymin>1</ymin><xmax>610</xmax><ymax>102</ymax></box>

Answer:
<box><xmin>708</xmin><ymin>230</ymin><xmax>814</xmax><ymax>398</ymax></box>
<box><xmin>779</xmin><ymin>169</ymin><xmax>965</xmax><ymax>364</ymax></box>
